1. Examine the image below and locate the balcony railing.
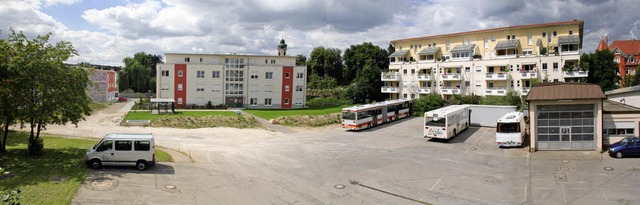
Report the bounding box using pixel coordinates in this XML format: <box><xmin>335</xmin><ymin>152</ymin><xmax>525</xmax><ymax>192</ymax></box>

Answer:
<box><xmin>417</xmin><ymin>87</ymin><xmax>432</xmax><ymax>94</ymax></box>
<box><xmin>441</xmin><ymin>74</ymin><xmax>462</xmax><ymax>81</ymax></box>
<box><xmin>563</xmin><ymin>70</ymin><xmax>588</xmax><ymax>78</ymax></box>
<box><xmin>484</xmin><ymin>87</ymin><xmax>507</xmax><ymax>96</ymax></box>
<box><xmin>440</xmin><ymin>87</ymin><xmax>461</xmax><ymax>95</ymax></box>
<box><xmin>381</xmin><ymin>86</ymin><xmax>400</xmax><ymax>93</ymax></box>
<box><xmin>520</xmin><ymin>71</ymin><xmax>538</xmax><ymax>79</ymax></box>
<box><xmin>485</xmin><ymin>72</ymin><xmax>508</xmax><ymax>80</ymax></box>
<box><xmin>495</xmin><ymin>54</ymin><xmax>518</xmax><ymax>59</ymax></box>
<box><xmin>381</xmin><ymin>72</ymin><xmax>400</xmax><ymax>81</ymax></box>
<box><xmin>416</xmin><ymin>74</ymin><xmax>432</xmax><ymax>81</ymax></box>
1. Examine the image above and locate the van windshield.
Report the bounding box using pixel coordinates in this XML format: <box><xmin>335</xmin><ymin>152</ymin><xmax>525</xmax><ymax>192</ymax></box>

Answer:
<box><xmin>92</xmin><ymin>139</ymin><xmax>104</xmax><ymax>150</ymax></box>
<box><xmin>497</xmin><ymin>123</ymin><xmax>520</xmax><ymax>133</ymax></box>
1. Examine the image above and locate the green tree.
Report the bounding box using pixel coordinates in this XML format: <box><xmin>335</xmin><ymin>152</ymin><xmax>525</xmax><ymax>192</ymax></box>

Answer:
<box><xmin>5</xmin><ymin>30</ymin><xmax>92</xmax><ymax>155</ymax></box>
<box><xmin>451</xmin><ymin>94</ymin><xmax>480</xmax><ymax>105</ymax></box>
<box><xmin>346</xmin><ymin>59</ymin><xmax>383</xmax><ymax>103</ymax></box>
<box><xmin>413</xmin><ymin>93</ymin><xmax>446</xmax><ymax>116</ymax></box>
<box><xmin>343</xmin><ymin>42</ymin><xmax>389</xmax><ymax>85</ymax></box>
<box><xmin>118</xmin><ymin>52</ymin><xmax>163</xmax><ymax>92</ymax></box>
<box><xmin>295</xmin><ymin>54</ymin><xmax>307</xmax><ymax>66</ymax></box>
<box><xmin>387</xmin><ymin>43</ymin><xmax>395</xmax><ymax>55</ymax></box>
<box><xmin>308</xmin><ymin>47</ymin><xmax>343</xmax><ymax>81</ymax></box>
<box><xmin>625</xmin><ymin>65</ymin><xmax>640</xmax><ymax>87</ymax></box>
<box><xmin>0</xmin><ymin>33</ymin><xmax>14</xmax><ymax>152</ymax></box>
<box><xmin>581</xmin><ymin>50</ymin><xmax>620</xmax><ymax>91</ymax></box>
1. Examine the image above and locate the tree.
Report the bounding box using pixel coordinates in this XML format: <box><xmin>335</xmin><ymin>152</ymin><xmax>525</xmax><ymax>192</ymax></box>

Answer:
<box><xmin>451</xmin><ymin>94</ymin><xmax>480</xmax><ymax>105</ymax></box>
<box><xmin>387</xmin><ymin>43</ymin><xmax>395</xmax><ymax>56</ymax></box>
<box><xmin>307</xmin><ymin>47</ymin><xmax>343</xmax><ymax>86</ymax></box>
<box><xmin>5</xmin><ymin>30</ymin><xmax>92</xmax><ymax>155</ymax></box>
<box><xmin>625</xmin><ymin>65</ymin><xmax>640</xmax><ymax>87</ymax></box>
<box><xmin>413</xmin><ymin>93</ymin><xmax>446</xmax><ymax>116</ymax></box>
<box><xmin>118</xmin><ymin>52</ymin><xmax>163</xmax><ymax>92</ymax></box>
<box><xmin>0</xmin><ymin>33</ymin><xmax>14</xmax><ymax>152</ymax></box>
<box><xmin>295</xmin><ymin>54</ymin><xmax>307</xmax><ymax>66</ymax></box>
<box><xmin>581</xmin><ymin>50</ymin><xmax>620</xmax><ymax>91</ymax></box>
<box><xmin>343</xmin><ymin>42</ymin><xmax>389</xmax><ymax>85</ymax></box>
<box><xmin>347</xmin><ymin>59</ymin><xmax>383</xmax><ymax>103</ymax></box>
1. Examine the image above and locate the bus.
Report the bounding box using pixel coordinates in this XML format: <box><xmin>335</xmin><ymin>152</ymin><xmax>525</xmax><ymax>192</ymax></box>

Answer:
<box><xmin>423</xmin><ymin>105</ymin><xmax>470</xmax><ymax>139</ymax></box>
<box><xmin>496</xmin><ymin>112</ymin><xmax>526</xmax><ymax>147</ymax></box>
<box><xmin>341</xmin><ymin>99</ymin><xmax>412</xmax><ymax>130</ymax></box>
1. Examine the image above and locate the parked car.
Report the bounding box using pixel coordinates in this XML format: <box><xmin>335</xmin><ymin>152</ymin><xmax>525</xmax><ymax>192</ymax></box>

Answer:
<box><xmin>608</xmin><ymin>136</ymin><xmax>640</xmax><ymax>159</ymax></box>
<box><xmin>86</xmin><ymin>133</ymin><xmax>156</xmax><ymax>171</ymax></box>
<box><xmin>117</xmin><ymin>97</ymin><xmax>127</xmax><ymax>102</ymax></box>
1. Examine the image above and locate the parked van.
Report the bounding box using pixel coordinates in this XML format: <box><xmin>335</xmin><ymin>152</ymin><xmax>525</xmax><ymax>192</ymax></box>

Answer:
<box><xmin>496</xmin><ymin>112</ymin><xmax>526</xmax><ymax>147</ymax></box>
<box><xmin>86</xmin><ymin>133</ymin><xmax>155</xmax><ymax>171</ymax></box>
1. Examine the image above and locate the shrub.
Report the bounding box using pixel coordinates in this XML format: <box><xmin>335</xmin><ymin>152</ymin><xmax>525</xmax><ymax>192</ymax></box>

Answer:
<box><xmin>274</xmin><ymin>113</ymin><xmax>341</xmax><ymax>127</ymax></box>
<box><xmin>413</xmin><ymin>93</ymin><xmax>446</xmax><ymax>116</ymax></box>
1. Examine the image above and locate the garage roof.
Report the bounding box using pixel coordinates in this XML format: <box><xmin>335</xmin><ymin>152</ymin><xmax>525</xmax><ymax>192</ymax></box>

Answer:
<box><xmin>526</xmin><ymin>82</ymin><xmax>605</xmax><ymax>101</ymax></box>
<box><xmin>603</xmin><ymin>100</ymin><xmax>640</xmax><ymax>113</ymax></box>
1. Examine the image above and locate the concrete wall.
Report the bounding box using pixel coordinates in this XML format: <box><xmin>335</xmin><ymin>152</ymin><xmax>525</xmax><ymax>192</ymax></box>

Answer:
<box><xmin>468</xmin><ymin>105</ymin><xmax>517</xmax><ymax>127</ymax></box>
<box><xmin>607</xmin><ymin>92</ymin><xmax>640</xmax><ymax>109</ymax></box>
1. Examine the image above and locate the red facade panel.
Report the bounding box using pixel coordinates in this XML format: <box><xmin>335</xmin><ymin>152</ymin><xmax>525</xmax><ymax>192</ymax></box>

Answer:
<box><xmin>107</xmin><ymin>72</ymin><xmax>116</xmax><ymax>92</ymax></box>
<box><xmin>281</xmin><ymin>66</ymin><xmax>293</xmax><ymax>109</ymax></box>
<box><xmin>174</xmin><ymin>64</ymin><xmax>187</xmax><ymax>108</ymax></box>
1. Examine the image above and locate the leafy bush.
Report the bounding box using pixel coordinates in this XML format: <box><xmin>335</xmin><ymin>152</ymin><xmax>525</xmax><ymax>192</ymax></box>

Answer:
<box><xmin>306</xmin><ymin>97</ymin><xmax>352</xmax><ymax>108</ymax></box>
<box><xmin>152</xmin><ymin>115</ymin><xmax>263</xmax><ymax>129</ymax></box>
<box><xmin>412</xmin><ymin>94</ymin><xmax>446</xmax><ymax>116</ymax></box>
<box><xmin>273</xmin><ymin>113</ymin><xmax>341</xmax><ymax>127</ymax></box>
<box><xmin>451</xmin><ymin>94</ymin><xmax>480</xmax><ymax>105</ymax></box>
<box><xmin>184</xmin><ymin>104</ymin><xmax>227</xmax><ymax>110</ymax></box>
<box><xmin>479</xmin><ymin>91</ymin><xmax>523</xmax><ymax>110</ymax></box>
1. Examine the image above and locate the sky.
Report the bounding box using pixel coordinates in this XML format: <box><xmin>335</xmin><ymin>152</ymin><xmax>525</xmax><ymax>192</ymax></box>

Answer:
<box><xmin>1</xmin><ymin>0</ymin><xmax>639</xmax><ymax>67</ymax></box>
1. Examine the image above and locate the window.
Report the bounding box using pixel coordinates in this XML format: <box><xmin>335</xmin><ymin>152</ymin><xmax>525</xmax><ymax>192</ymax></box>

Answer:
<box><xmin>285</xmin><ymin>72</ymin><xmax>290</xmax><ymax>78</ymax></box>
<box><xmin>160</xmin><ymin>84</ymin><xmax>169</xmax><ymax>91</ymax></box>
<box><xmin>197</xmin><ymin>70</ymin><xmax>205</xmax><ymax>78</ymax></box>
<box><xmin>225</xmin><ymin>70</ymin><xmax>244</xmax><ymax>81</ymax></box>
<box><xmin>266</xmin><ymin>72</ymin><xmax>273</xmax><ymax>79</ymax></box>
<box><xmin>403</xmin><ymin>69</ymin><xmax>408</xmax><ymax>74</ymax></box>
<box><xmin>465</xmin><ymin>67</ymin><xmax>470</xmax><ymax>72</ymax></box>
<box><xmin>284</xmin><ymin>98</ymin><xmax>289</xmax><ymax>105</ymax></box>
<box><xmin>250</xmin><ymin>73</ymin><xmax>258</xmax><ymax>79</ymax></box>
<box><xmin>446</xmin><ymin>41</ymin><xmax>450</xmax><ymax>51</ymax></box>
<box><xmin>411</xmin><ymin>69</ymin><xmax>415</xmax><ymax>74</ymax></box>
<box><xmin>542</xmin><ymin>32</ymin><xmax>546</xmax><ymax>37</ymax></box>
<box><xmin>295</xmin><ymin>98</ymin><xmax>303</xmax><ymax>105</ymax></box>
<box><xmin>542</xmin><ymin>63</ymin><xmax>548</xmax><ymax>71</ymax></box>
<box><xmin>569</xmin><ymin>30</ymin><xmax>573</xmax><ymax>35</ymax></box>
<box><xmin>96</xmin><ymin>140</ymin><xmax>112</xmax><ymax>152</ymax></box>
<box><xmin>475</xmin><ymin>80</ymin><xmax>481</xmax><ymax>87</ymax></box>
<box><xmin>184</xmin><ymin>57</ymin><xmax>190</xmax><ymax>62</ymax></box>
<box><xmin>178</xmin><ymin>84</ymin><xmax>183</xmax><ymax>91</ymax></box>
<box><xmin>199</xmin><ymin>58</ymin><xmax>203</xmax><ymax>62</ymax></box>
<box><xmin>553</xmin><ymin>62</ymin><xmax>558</xmax><ymax>71</ymax></box>
<box><xmin>250</xmin><ymin>98</ymin><xmax>258</xmax><ymax>106</ymax></box>
<box><xmin>523</xmin><ymin>49</ymin><xmax>533</xmax><ymax>56</ymax></box>
<box><xmin>507</xmin><ymin>35</ymin><xmax>511</xmax><ymax>40</ymax></box>
<box><xmin>265</xmin><ymin>59</ymin><xmax>268</xmax><ymax>64</ymax></box>
<box><xmin>196</xmin><ymin>84</ymin><xmax>204</xmax><ymax>92</ymax></box>
<box><xmin>528</xmin><ymin>33</ymin><xmax>532</xmax><ymax>45</ymax></box>
<box><xmin>271</xmin><ymin>59</ymin><xmax>276</xmax><ymax>64</ymax></box>
<box><xmin>296</xmin><ymin>85</ymin><xmax>303</xmax><ymax>92</ymax></box>
<box><xmin>225</xmin><ymin>83</ymin><xmax>243</xmax><ymax>95</ymax></box>
<box><xmin>484</xmin><ymin>37</ymin><xmax>489</xmax><ymax>48</ymax></box>
<box><xmin>553</xmin><ymin>79</ymin><xmax>558</xmax><ymax>82</ymax></box>
<box><xmin>296</xmin><ymin>73</ymin><xmax>304</xmax><ymax>78</ymax></box>
<box><xmin>264</xmin><ymin>98</ymin><xmax>272</xmax><ymax>106</ymax></box>
<box><xmin>511</xmin><ymin>35</ymin><xmax>515</xmax><ymax>39</ymax></box>
<box><xmin>178</xmin><ymin>97</ymin><xmax>183</xmax><ymax>104</ymax></box>
<box><xmin>285</xmin><ymin>85</ymin><xmax>290</xmax><ymax>92</ymax></box>
<box><xmin>465</xmin><ymin>81</ymin><xmax>470</xmax><ymax>86</ymax></box>
<box><xmin>491</xmin><ymin>35</ymin><xmax>496</xmax><ymax>42</ymax></box>
<box><xmin>161</xmin><ymin>70</ymin><xmax>169</xmax><ymax>77</ymax></box>
<box><xmin>212</xmin><ymin>71</ymin><xmax>220</xmax><ymax>78</ymax></box>
<box><xmin>225</xmin><ymin>58</ymin><xmax>245</xmax><ymax>68</ymax></box>
<box><xmin>212</xmin><ymin>84</ymin><xmax>221</xmax><ymax>92</ymax></box>
<box><xmin>134</xmin><ymin>141</ymin><xmax>150</xmax><ymax>151</ymax></box>
<box><xmin>265</xmin><ymin>85</ymin><xmax>273</xmax><ymax>92</ymax></box>
<box><xmin>553</xmin><ymin>31</ymin><xmax>557</xmax><ymax>37</ymax></box>
<box><xmin>115</xmin><ymin>140</ymin><xmax>132</xmax><ymax>151</ymax></box>
<box><xmin>178</xmin><ymin>70</ymin><xmax>183</xmax><ymax>77</ymax></box>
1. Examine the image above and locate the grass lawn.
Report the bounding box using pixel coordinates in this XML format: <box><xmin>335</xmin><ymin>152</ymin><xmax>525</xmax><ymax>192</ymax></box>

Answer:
<box><xmin>244</xmin><ymin>105</ymin><xmax>351</xmax><ymax>120</ymax></box>
<box><xmin>0</xmin><ymin>132</ymin><xmax>172</xmax><ymax>205</ymax></box>
<box><xmin>124</xmin><ymin>110</ymin><xmax>238</xmax><ymax>121</ymax></box>
<box><xmin>88</xmin><ymin>102</ymin><xmax>111</xmax><ymax>111</ymax></box>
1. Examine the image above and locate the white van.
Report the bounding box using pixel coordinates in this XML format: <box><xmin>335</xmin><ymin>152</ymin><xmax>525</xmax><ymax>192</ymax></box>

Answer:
<box><xmin>85</xmin><ymin>133</ymin><xmax>156</xmax><ymax>171</ymax></box>
<box><xmin>496</xmin><ymin>112</ymin><xmax>526</xmax><ymax>147</ymax></box>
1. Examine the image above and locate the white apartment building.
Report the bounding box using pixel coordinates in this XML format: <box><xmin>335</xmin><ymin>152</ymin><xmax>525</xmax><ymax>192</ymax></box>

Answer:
<box><xmin>156</xmin><ymin>39</ymin><xmax>307</xmax><ymax>109</ymax></box>
<box><xmin>383</xmin><ymin>20</ymin><xmax>587</xmax><ymax>100</ymax></box>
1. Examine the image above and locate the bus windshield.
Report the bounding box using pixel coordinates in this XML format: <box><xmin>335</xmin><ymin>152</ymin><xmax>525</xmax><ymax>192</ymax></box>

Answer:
<box><xmin>497</xmin><ymin>123</ymin><xmax>520</xmax><ymax>133</ymax></box>
<box><xmin>342</xmin><ymin>112</ymin><xmax>356</xmax><ymax>120</ymax></box>
<box><xmin>425</xmin><ymin>117</ymin><xmax>446</xmax><ymax>127</ymax></box>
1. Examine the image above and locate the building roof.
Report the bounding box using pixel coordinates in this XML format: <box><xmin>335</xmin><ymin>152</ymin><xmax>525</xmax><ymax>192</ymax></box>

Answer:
<box><xmin>391</xmin><ymin>20</ymin><xmax>584</xmax><ymax>43</ymax></box>
<box><xmin>604</xmin><ymin>84</ymin><xmax>640</xmax><ymax>95</ymax></box>
<box><xmin>389</xmin><ymin>49</ymin><xmax>409</xmax><ymax>57</ymax></box>
<box><xmin>418</xmin><ymin>47</ymin><xmax>440</xmax><ymax>55</ymax></box>
<box><xmin>450</xmin><ymin>44</ymin><xmax>476</xmax><ymax>53</ymax></box>
<box><xmin>526</xmin><ymin>82</ymin><xmax>606</xmax><ymax>101</ymax></box>
<box><xmin>494</xmin><ymin>39</ymin><xmax>520</xmax><ymax>50</ymax></box>
<box><xmin>603</xmin><ymin>99</ymin><xmax>640</xmax><ymax>113</ymax></box>
<box><xmin>163</xmin><ymin>53</ymin><xmax>296</xmax><ymax>58</ymax></box>
<box><xmin>558</xmin><ymin>35</ymin><xmax>580</xmax><ymax>45</ymax></box>
<box><xmin>597</xmin><ymin>37</ymin><xmax>608</xmax><ymax>51</ymax></box>
<box><xmin>608</xmin><ymin>40</ymin><xmax>640</xmax><ymax>55</ymax></box>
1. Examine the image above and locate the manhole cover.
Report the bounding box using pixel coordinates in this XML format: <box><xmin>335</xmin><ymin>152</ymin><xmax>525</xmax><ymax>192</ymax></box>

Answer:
<box><xmin>165</xmin><ymin>185</ymin><xmax>177</xmax><ymax>189</ymax></box>
<box><xmin>334</xmin><ymin>184</ymin><xmax>346</xmax><ymax>189</ymax></box>
<box><xmin>561</xmin><ymin>160</ymin><xmax>570</xmax><ymax>163</ymax></box>
<box><xmin>84</xmin><ymin>177</ymin><xmax>118</xmax><ymax>191</ymax></box>
<box><xmin>603</xmin><ymin>167</ymin><xmax>614</xmax><ymax>171</ymax></box>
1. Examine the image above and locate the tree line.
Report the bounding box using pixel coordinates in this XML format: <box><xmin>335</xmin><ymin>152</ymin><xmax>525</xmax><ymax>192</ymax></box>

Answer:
<box><xmin>0</xmin><ymin>30</ymin><xmax>92</xmax><ymax>154</ymax></box>
<box><xmin>117</xmin><ymin>52</ymin><xmax>163</xmax><ymax>93</ymax></box>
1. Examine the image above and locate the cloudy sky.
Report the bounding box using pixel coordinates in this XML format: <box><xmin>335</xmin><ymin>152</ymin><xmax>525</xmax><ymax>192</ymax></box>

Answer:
<box><xmin>1</xmin><ymin>0</ymin><xmax>639</xmax><ymax>66</ymax></box>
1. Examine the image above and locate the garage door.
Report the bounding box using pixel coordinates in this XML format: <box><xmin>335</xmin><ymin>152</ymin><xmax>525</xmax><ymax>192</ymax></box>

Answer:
<box><xmin>536</xmin><ymin>104</ymin><xmax>596</xmax><ymax>150</ymax></box>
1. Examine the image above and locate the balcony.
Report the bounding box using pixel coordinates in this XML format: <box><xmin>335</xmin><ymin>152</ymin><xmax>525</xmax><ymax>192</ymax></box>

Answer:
<box><xmin>381</xmin><ymin>72</ymin><xmax>400</xmax><ymax>81</ymax></box>
<box><xmin>417</xmin><ymin>87</ymin><xmax>432</xmax><ymax>94</ymax></box>
<box><xmin>441</xmin><ymin>74</ymin><xmax>462</xmax><ymax>81</ymax></box>
<box><xmin>564</xmin><ymin>70</ymin><xmax>588</xmax><ymax>78</ymax></box>
<box><xmin>440</xmin><ymin>87</ymin><xmax>461</xmax><ymax>95</ymax></box>
<box><xmin>485</xmin><ymin>72</ymin><xmax>508</xmax><ymax>81</ymax></box>
<box><xmin>416</xmin><ymin>74</ymin><xmax>432</xmax><ymax>81</ymax></box>
<box><xmin>381</xmin><ymin>86</ymin><xmax>400</xmax><ymax>93</ymax></box>
<box><xmin>520</xmin><ymin>71</ymin><xmax>538</xmax><ymax>79</ymax></box>
<box><xmin>521</xmin><ymin>88</ymin><xmax>530</xmax><ymax>96</ymax></box>
<box><xmin>484</xmin><ymin>87</ymin><xmax>507</xmax><ymax>96</ymax></box>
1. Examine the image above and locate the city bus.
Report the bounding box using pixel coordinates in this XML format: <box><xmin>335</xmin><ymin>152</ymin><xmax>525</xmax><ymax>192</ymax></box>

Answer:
<box><xmin>341</xmin><ymin>99</ymin><xmax>412</xmax><ymax>130</ymax></box>
<box><xmin>423</xmin><ymin>105</ymin><xmax>470</xmax><ymax>139</ymax></box>
<box><xmin>495</xmin><ymin>112</ymin><xmax>526</xmax><ymax>147</ymax></box>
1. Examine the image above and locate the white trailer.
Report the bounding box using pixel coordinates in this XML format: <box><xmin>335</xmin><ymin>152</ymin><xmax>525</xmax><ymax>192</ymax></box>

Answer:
<box><xmin>496</xmin><ymin>112</ymin><xmax>526</xmax><ymax>147</ymax></box>
<box><xmin>424</xmin><ymin>105</ymin><xmax>470</xmax><ymax>139</ymax></box>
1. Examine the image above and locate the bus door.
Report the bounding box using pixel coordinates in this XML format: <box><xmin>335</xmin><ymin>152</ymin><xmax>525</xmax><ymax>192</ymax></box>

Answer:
<box><xmin>381</xmin><ymin>106</ymin><xmax>388</xmax><ymax>123</ymax></box>
<box><xmin>371</xmin><ymin>110</ymin><xmax>378</xmax><ymax>126</ymax></box>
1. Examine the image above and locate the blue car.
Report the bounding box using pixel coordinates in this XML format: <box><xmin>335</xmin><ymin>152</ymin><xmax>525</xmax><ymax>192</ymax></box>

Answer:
<box><xmin>608</xmin><ymin>137</ymin><xmax>640</xmax><ymax>159</ymax></box>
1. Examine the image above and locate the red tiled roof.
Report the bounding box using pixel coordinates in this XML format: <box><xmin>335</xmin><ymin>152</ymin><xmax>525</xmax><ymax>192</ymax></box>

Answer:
<box><xmin>597</xmin><ymin>38</ymin><xmax>608</xmax><ymax>51</ymax></box>
<box><xmin>391</xmin><ymin>20</ymin><xmax>584</xmax><ymax>43</ymax></box>
<box><xmin>526</xmin><ymin>82</ymin><xmax>605</xmax><ymax>101</ymax></box>
<box><xmin>609</xmin><ymin>40</ymin><xmax>640</xmax><ymax>55</ymax></box>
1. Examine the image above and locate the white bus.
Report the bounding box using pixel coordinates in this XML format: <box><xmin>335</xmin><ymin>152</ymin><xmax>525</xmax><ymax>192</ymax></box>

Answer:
<box><xmin>496</xmin><ymin>112</ymin><xmax>526</xmax><ymax>147</ymax></box>
<box><xmin>424</xmin><ymin>105</ymin><xmax>470</xmax><ymax>139</ymax></box>
<box><xmin>341</xmin><ymin>99</ymin><xmax>412</xmax><ymax>130</ymax></box>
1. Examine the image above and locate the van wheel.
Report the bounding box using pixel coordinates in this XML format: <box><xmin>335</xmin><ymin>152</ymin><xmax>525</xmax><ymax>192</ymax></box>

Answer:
<box><xmin>136</xmin><ymin>161</ymin><xmax>147</xmax><ymax>171</ymax></box>
<box><xmin>615</xmin><ymin>152</ymin><xmax>623</xmax><ymax>159</ymax></box>
<box><xmin>90</xmin><ymin>159</ymin><xmax>101</xmax><ymax>169</ymax></box>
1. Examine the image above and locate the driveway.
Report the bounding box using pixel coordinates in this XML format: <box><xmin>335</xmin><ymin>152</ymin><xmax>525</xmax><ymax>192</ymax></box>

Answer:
<box><xmin>36</xmin><ymin>103</ymin><xmax>640</xmax><ymax>204</ymax></box>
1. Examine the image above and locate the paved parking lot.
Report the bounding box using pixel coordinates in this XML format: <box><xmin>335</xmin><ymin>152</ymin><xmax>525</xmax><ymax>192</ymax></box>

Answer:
<box><xmin>69</xmin><ymin>116</ymin><xmax>640</xmax><ymax>205</ymax></box>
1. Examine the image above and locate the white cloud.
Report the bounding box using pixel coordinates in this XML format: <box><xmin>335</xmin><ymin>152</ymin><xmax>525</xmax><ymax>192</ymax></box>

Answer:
<box><xmin>42</xmin><ymin>0</ymin><xmax>81</xmax><ymax>7</ymax></box>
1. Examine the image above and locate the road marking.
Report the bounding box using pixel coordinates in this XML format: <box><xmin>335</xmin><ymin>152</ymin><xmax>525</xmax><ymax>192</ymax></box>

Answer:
<box><xmin>599</xmin><ymin>188</ymin><xmax>611</xmax><ymax>205</ymax></box>
<box><xmin>465</xmin><ymin>128</ymin><xmax>489</xmax><ymax>154</ymax></box>
<box><xmin>429</xmin><ymin>175</ymin><xmax>444</xmax><ymax>192</ymax></box>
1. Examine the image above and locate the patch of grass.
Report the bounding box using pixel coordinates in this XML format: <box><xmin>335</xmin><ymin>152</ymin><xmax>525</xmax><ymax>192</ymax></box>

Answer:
<box><xmin>274</xmin><ymin>113</ymin><xmax>341</xmax><ymax>127</ymax></box>
<box><xmin>88</xmin><ymin>102</ymin><xmax>111</xmax><ymax>111</ymax></box>
<box><xmin>0</xmin><ymin>132</ymin><xmax>96</xmax><ymax>205</ymax></box>
<box><xmin>152</xmin><ymin>115</ymin><xmax>264</xmax><ymax>129</ymax></box>
<box><xmin>244</xmin><ymin>105</ymin><xmax>351</xmax><ymax>120</ymax></box>
<box><xmin>154</xmin><ymin>149</ymin><xmax>172</xmax><ymax>162</ymax></box>
<box><xmin>124</xmin><ymin>111</ymin><xmax>238</xmax><ymax>121</ymax></box>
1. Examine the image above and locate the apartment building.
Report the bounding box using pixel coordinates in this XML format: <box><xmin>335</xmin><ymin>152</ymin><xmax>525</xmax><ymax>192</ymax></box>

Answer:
<box><xmin>156</xmin><ymin>40</ymin><xmax>307</xmax><ymax>109</ymax></box>
<box><xmin>383</xmin><ymin>20</ymin><xmax>586</xmax><ymax>100</ymax></box>
<box><xmin>597</xmin><ymin>38</ymin><xmax>639</xmax><ymax>86</ymax></box>
<box><xmin>88</xmin><ymin>69</ymin><xmax>117</xmax><ymax>102</ymax></box>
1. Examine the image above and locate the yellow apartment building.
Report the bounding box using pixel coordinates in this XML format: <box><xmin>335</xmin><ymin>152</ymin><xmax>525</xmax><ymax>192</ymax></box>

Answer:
<box><xmin>384</xmin><ymin>20</ymin><xmax>585</xmax><ymax>100</ymax></box>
